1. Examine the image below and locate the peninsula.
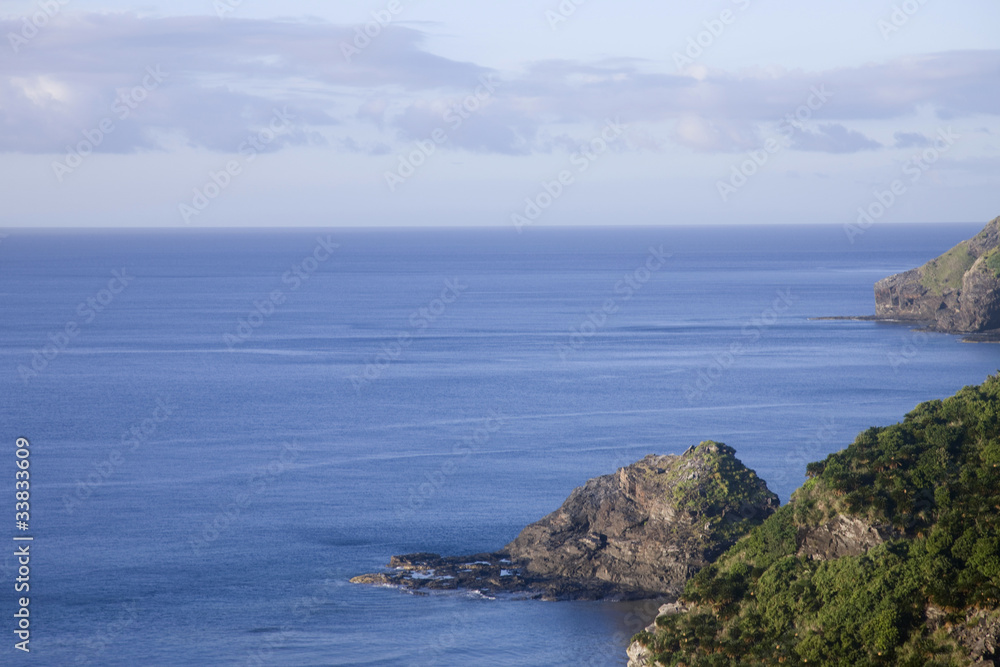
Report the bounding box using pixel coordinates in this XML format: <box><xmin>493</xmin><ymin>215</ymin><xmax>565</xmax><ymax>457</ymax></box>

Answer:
<box><xmin>875</xmin><ymin>215</ymin><xmax>1000</xmax><ymax>337</ymax></box>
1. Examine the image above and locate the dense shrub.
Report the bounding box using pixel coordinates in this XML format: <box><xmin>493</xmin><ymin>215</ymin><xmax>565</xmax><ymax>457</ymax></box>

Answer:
<box><xmin>633</xmin><ymin>376</ymin><xmax>1000</xmax><ymax>666</ymax></box>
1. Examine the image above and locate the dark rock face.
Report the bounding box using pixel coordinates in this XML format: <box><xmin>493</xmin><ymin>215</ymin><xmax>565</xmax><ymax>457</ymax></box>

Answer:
<box><xmin>351</xmin><ymin>442</ymin><xmax>779</xmax><ymax>601</ymax></box>
<box><xmin>795</xmin><ymin>515</ymin><xmax>899</xmax><ymax>561</ymax></box>
<box><xmin>874</xmin><ymin>216</ymin><xmax>1000</xmax><ymax>333</ymax></box>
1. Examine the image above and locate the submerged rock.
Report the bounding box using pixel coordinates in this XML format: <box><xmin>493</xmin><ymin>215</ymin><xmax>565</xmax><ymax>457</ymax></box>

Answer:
<box><xmin>351</xmin><ymin>442</ymin><xmax>778</xmax><ymax>601</ymax></box>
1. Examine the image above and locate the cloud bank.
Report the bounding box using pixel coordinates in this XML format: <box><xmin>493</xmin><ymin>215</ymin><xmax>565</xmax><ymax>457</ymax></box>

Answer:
<box><xmin>2</xmin><ymin>12</ymin><xmax>998</xmax><ymax>156</ymax></box>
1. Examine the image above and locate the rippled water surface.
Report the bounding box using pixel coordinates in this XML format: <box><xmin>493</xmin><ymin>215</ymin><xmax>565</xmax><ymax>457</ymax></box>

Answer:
<box><xmin>1</xmin><ymin>224</ymin><xmax>996</xmax><ymax>665</ymax></box>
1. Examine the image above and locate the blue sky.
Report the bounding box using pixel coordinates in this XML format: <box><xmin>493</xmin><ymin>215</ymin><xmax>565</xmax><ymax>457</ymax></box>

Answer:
<box><xmin>1</xmin><ymin>0</ymin><xmax>998</xmax><ymax>227</ymax></box>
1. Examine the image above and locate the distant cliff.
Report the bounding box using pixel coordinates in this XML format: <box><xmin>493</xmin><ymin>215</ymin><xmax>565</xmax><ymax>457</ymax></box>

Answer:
<box><xmin>875</xmin><ymin>216</ymin><xmax>1000</xmax><ymax>333</ymax></box>
<box><xmin>351</xmin><ymin>442</ymin><xmax>778</xmax><ymax>601</ymax></box>
<box><xmin>628</xmin><ymin>376</ymin><xmax>1000</xmax><ymax>666</ymax></box>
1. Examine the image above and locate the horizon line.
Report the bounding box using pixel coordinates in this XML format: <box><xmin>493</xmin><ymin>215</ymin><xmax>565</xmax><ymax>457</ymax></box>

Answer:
<box><xmin>0</xmin><ymin>220</ymin><xmax>988</xmax><ymax>232</ymax></box>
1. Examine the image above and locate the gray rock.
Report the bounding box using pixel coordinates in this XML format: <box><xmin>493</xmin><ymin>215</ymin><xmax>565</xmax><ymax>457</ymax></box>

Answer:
<box><xmin>942</xmin><ymin>607</ymin><xmax>1000</xmax><ymax>666</ymax></box>
<box><xmin>796</xmin><ymin>515</ymin><xmax>899</xmax><ymax>561</ymax></box>
<box><xmin>351</xmin><ymin>442</ymin><xmax>778</xmax><ymax>601</ymax></box>
<box><xmin>505</xmin><ymin>443</ymin><xmax>778</xmax><ymax>597</ymax></box>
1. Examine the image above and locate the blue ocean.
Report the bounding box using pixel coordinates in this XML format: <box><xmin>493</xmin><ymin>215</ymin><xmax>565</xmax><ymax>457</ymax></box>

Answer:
<box><xmin>1</xmin><ymin>223</ymin><xmax>997</xmax><ymax>666</ymax></box>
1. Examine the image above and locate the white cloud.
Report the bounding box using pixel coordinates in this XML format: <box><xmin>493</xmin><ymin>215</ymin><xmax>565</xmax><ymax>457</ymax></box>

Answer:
<box><xmin>0</xmin><ymin>12</ymin><xmax>998</xmax><ymax>158</ymax></box>
<box><xmin>788</xmin><ymin>124</ymin><xmax>882</xmax><ymax>154</ymax></box>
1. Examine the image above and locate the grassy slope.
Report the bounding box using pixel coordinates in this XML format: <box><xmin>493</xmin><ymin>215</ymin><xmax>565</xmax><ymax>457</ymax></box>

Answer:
<box><xmin>633</xmin><ymin>376</ymin><xmax>1000</xmax><ymax>666</ymax></box>
<box><xmin>985</xmin><ymin>248</ymin><xmax>1000</xmax><ymax>278</ymax></box>
<box><xmin>663</xmin><ymin>442</ymin><xmax>778</xmax><ymax>546</ymax></box>
<box><xmin>920</xmin><ymin>243</ymin><xmax>976</xmax><ymax>295</ymax></box>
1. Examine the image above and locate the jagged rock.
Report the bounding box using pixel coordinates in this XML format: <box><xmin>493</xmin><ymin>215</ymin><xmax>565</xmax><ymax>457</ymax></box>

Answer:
<box><xmin>626</xmin><ymin>602</ymin><xmax>692</xmax><ymax>667</ymax></box>
<box><xmin>348</xmin><ymin>573</ymin><xmax>393</xmax><ymax>586</ymax></box>
<box><xmin>796</xmin><ymin>515</ymin><xmax>899</xmax><ymax>561</ymax></box>
<box><xmin>351</xmin><ymin>442</ymin><xmax>778</xmax><ymax>601</ymax></box>
<box><xmin>626</xmin><ymin>640</ymin><xmax>655</xmax><ymax>667</ymax></box>
<box><xmin>943</xmin><ymin>608</ymin><xmax>1000</xmax><ymax>666</ymax></box>
<box><xmin>875</xmin><ymin>215</ymin><xmax>1000</xmax><ymax>334</ymax></box>
<box><xmin>506</xmin><ymin>443</ymin><xmax>778</xmax><ymax>596</ymax></box>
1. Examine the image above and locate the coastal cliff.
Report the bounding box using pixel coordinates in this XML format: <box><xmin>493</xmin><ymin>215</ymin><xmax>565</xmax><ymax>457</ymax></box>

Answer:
<box><xmin>875</xmin><ymin>215</ymin><xmax>1000</xmax><ymax>333</ymax></box>
<box><xmin>351</xmin><ymin>442</ymin><xmax>778</xmax><ymax>601</ymax></box>
<box><xmin>628</xmin><ymin>376</ymin><xmax>1000</xmax><ymax>666</ymax></box>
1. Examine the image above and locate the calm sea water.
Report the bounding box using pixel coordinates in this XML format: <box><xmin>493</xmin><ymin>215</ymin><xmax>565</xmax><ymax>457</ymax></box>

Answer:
<box><xmin>1</xmin><ymin>224</ymin><xmax>997</xmax><ymax>666</ymax></box>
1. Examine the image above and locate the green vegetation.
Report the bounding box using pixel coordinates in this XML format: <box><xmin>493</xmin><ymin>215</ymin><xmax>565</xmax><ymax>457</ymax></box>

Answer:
<box><xmin>664</xmin><ymin>442</ymin><xmax>777</xmax><ymax>546</ymax></box>
<box><xmin>984</xmin><ymin>248</ymin><xmax>1000</xmax><ymax>278</ymax></box>
<box><xmin>633</xmin><ymin>377</ymin><xmax>1000</xmax><ymax>666</ymax></box>
<box><xmin>919</xmin><ymin>243</ymin><xmax>976</xmax><ymax>295</ymax></box>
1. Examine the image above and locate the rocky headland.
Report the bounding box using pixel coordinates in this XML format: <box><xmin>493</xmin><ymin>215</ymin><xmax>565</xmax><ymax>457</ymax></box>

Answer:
<box><xmin>628</xmin><ymin>377</ymin><xmax>1000</xmax><ymax>666</ymax></box>
<box><xmin>874</xmin><ymin>215</ymin><xmax>1000</xmax><ymax>337</ymax></box>
<box><xmin>351</xmin><ymin>441</ymin><xmax>779</xmax><ymax>601</ymax></box>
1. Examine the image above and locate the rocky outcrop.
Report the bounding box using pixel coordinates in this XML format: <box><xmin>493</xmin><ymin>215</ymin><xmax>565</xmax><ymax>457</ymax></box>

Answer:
<box><xmin>926</xmin><ymin>605</ymin><xmax>1000</xmax><ymax>666</ymax></box>
<box><xmin>626</xmin><ymin>640</ymin><xmax>655</xmax><ymax>667</ymax></box>
<box><xmin>349</xmin><ymin>551</ymin><xmax>653</xmax><ymax>600</ymax></box>
<box><xmin>796</xmin><ymin>515</ymin><xmax>899</xmax><ymax>561</ymax></box>
<box><xmin>506</xmin><ymin>443</ymin><xmax>778</xmax><ymax>596</ymax></box>
<box><xmin>875</xmin><ymin>216</ymin><xmax>1000</xmax><ymax>333</ymax></box>
<box><xmin>351</xmin><ymin>442</ymin><xmax>778</xmax><ymax>601</ymax></box>
<box><xmin>626</xmin><ymin>602</ymin><xmax>689</xmax><ymax>667</ymax></box>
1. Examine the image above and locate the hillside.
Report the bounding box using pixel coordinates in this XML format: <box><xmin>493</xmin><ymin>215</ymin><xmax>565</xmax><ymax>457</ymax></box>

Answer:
<box><xmin>629</xmin><ymin>376</ymin><xmax>1000</xmax><ymax>666</ymax></box>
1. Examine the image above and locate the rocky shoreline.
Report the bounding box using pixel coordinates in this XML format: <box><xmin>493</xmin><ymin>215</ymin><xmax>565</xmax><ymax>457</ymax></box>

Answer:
<box><xmin>350</xmin><ymin>552</ymin><xmax>663</xmax><ymax>601</ymax></box>
<box><xmin>351</xmin><ymin>442</ymin><xmax>778</xmax><ymax>601</ymax></box>
<box><xmin>808</xmin><ymin>216</ymin><xmax>1000</xmax><ymax>342</ymax></box>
